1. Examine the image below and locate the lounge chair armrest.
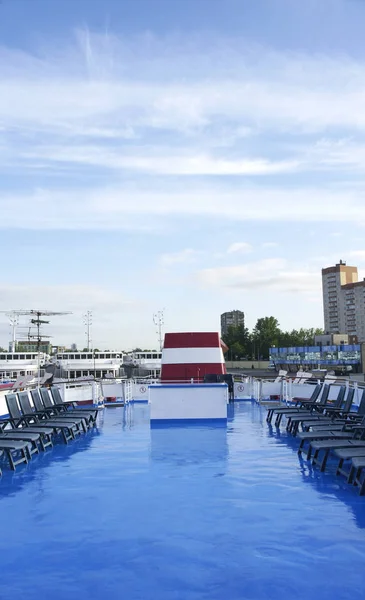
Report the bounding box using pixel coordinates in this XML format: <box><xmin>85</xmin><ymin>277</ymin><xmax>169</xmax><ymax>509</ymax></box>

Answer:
<box><xmin>0</xmin><ymin>419</ymin><xmax>11</xmax><ymax>432</ymax></box>
<box><xmin>58</xmin><ymin>401</ymin><xmax>78</xmax><ymax>408</ymax></box>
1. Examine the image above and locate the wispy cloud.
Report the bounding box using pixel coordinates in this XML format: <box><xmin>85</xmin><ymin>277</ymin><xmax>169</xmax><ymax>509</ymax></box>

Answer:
<box><xmin>2</xmin><ymin>31</ymin><xmax>365</xmax><ymax>136</ymax></box>
<box><xmin>1</xmin><ymin>183</ymin><xmax>365</xmax><ymax>230</ymax></box>
<box><xmin>197</xmin><ymin>258</ymin><xmax>320</xmax><ymax>294</ymax></box>
<box><xmin>226</xmin><ymin>242</ymin><xmax>253</xmax><ymax>254</ymax></box>
<box><xmin>262</xmin><ymin>242</ymin><xmax>279</xmax><ymax>249</ymax></box>
<box><xmin>159</xmin><ymin>248</ymin><xmax>199</xmax><ymax>267</ymax></box>
<box><xmin>2</xmin><ymin>30</ymin><xmax>365</xmax><ymax>234</ymax></box>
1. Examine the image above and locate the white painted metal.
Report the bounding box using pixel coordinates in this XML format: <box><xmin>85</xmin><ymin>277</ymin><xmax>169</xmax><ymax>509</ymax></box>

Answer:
<box><xmin>161</xmin><ymin>347</ymin><xmax>224</xmax><ymax>365</ymax></box>
<box><xmin>149</xmin><ymin>384</ymin><xmax>228</xmax><ymax>421</ymax></box>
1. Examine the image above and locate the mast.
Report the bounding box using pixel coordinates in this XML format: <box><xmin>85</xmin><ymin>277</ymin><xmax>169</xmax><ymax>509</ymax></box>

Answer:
<box><xmin>83</xmin><ymin>311</ymin><xmax>92</xmax><ymax>351</ymax></box>
<box><xmin>1</xmin><ymin>309</ymin><xmax>71</xmax><ymax>385</ymax></box>
<box><xmin>153</xmin><ymin>309</ymin><xmax>165</xmax><ymax>351</ymax></box>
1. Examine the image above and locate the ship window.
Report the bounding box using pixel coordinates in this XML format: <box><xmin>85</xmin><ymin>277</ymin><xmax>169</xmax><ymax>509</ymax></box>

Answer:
<box><xmin>20</xmin><ymin>371</ymin><xmax>25</xmax><ymax>376</ymax></box>
<box><xmin>82</xmin><ymin>371</ymin><xmax>88</xmax><ymax>377</ymax></box>
<box><xmin>96</xmin><ymin>370</ymin><xmax>101</xmax><ymax>378</ymax></box>
<box><xmin>105</xmin><ymin>354</ymin><xmax>110</xmax><ymax>359</ymax></box>
<box><xmin>0</xmin><ymin>355</ymin><xmax>5</xmax><ymax>360</ymax></box>
<box><xmin>70</xmin><ymin>371</ymin><xmax>75</xmax><ymax>379</ymax></box>
<box><xmin>13</xmin><ymin>354</ymin><xmax>18</xmax><ymax>360</ymax></box>
<box><xmin>88</xmin><ymin>354</ymin><xmax>92</xmax><ymax>359</ymax></box>
<box><xmin>81</xmin><ymin>354</ymin><xmax>86</xmax><ymax>359</ymax></box>
<box><xmin>76</xmin><ymin>371</ymin><xmax>81</xmax><ymax>378</ymax></box>
<box><xmin>19</xmin><ymin>355</ymin><xmax>25</xmax><ymax>360</ymax></box>
<box><xmin>99</xmin><ymin>354</ymin><xmax>105</xmax><ymax>359</ymax></box>
<box><xmin>69</xmin><ymin>355</ymin><xmax>74</xmax><ymax>360</ymax></box>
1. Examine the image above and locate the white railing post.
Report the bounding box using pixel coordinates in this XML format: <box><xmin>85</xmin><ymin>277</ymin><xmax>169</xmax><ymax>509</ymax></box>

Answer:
<box><xmin>60</xmin><ymin>382</ymin><xmax>66</xmax><ymax>402</ymax></box>
<box><xmin>92</xmin><ymin>381</ymin><xmax>98</xmax><ymax>405</ymax></box>
<box><xmin>281</xmin><ymin>378</ymin><xmax>285</xmax><ymax>402</ymax></box>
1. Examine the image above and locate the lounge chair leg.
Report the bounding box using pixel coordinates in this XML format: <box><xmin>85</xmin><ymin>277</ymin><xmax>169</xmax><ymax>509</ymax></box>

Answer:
<box><xmin>359</xmin><ymin>471</ymin><xmax>365</xmax><ymax>495</ymax></box>
<box><xmin>319</xmin><ymin>449</ymin><xmax>329</xmax><ymax>472</ymax></box>
<box><xmin>298</xmin><ymin>440</ymin><xmax>305</xmax><ymax>456</ymax></box>
<box><xmin>348</xmin><ymin>466</ymin><xmax>355</xmax><ymax>484</ymax></box>
<box><xmin>6</xmin><ymin>449</ymin><xmax>15</xmax><ymax>470</ymax></box>
<box><xmin>336</xmin><ymin>458</ymin><xmax>344</xmax><ymax>476</ymax></box>
<box><xmin>308</xmin><ymin>446</ymin><xmax>316</xmax><ymax>462</ymax></box>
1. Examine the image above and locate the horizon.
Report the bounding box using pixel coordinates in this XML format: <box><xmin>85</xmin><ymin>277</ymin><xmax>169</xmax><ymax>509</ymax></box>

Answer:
<box><xmin>1</xmin><ymin>0</ymin><xmax>365</xmax><ymax>349</ymax></box>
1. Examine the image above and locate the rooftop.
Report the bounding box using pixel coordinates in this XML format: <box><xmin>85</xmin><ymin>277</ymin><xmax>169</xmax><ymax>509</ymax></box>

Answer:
<box><xmin>0</xmin><ymin>403</ymin><xmax>364</xmax><ymax>599</ymax></box>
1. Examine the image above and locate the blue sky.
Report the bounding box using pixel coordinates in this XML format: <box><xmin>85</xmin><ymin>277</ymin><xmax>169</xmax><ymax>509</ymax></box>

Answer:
<box><xmin>1</xmin><ymin>0</ymin><xmax>365</xmax><ymax>350</ymax></box>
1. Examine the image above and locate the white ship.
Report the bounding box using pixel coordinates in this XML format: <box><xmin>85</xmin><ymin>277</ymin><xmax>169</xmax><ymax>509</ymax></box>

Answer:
<box><xmin>123</xmin><ymin>350</ymin><xmax>162</xmax><ymax>378</ymax></box>
<box><xmin>50</xmin><ymin>351</ymin><xmax>124</xmax><ymax>380</ymax></box>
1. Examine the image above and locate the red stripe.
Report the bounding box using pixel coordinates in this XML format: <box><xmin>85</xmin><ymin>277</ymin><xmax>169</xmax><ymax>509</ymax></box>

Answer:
<box><xmin>161</xmin><ymin>363</ymin><xmax>227</xmax><ymax>381</ymax></box>
<box><xmin>163</xmin><ymin>332</ymin><xmax>221</xmax><ymax>349</ymax></box>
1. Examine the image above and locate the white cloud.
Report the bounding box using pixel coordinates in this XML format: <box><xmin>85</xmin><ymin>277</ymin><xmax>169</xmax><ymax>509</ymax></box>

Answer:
<box><xmin>1</xmin><ymin>32</ymin><xmax>365</xmax><ymax>137</ymax></box>
<box><xmin>1</xmin><ymin>183</ymin><xmax>365</xmax><ymax>231</ymax></box>
<box><xmin>226</xmin><ymin>242</ymin><xmax>253</xmax><ymax>254</ymax></box>
<box><xmin>159</xmin><ymin>248</ymin><xmax>199</xmax><ymax>266</ymax></box>
<box><xmin>197</xmin><ymin>258</ymin><xmax>321</xmax><ymax>294</ymax></box>
<box><xmin>18</xmin><ymin>146</ymin><xmax>299</xmax><ymax>176</ymax></box>
<box><xmin>348</xmin><ymin>250</ymin><xmax>365</xmax><ymax>263</ymax></box>
<box><xmin>262</xmin><ymin>242</ymin><xmax>279</xmax><ymax>249</ymax></box>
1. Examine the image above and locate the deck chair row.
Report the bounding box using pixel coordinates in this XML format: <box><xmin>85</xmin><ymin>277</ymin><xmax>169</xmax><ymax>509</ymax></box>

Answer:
<box><xmin>266</xmin><ymin>383</ymin><xmax>365</xmax><ymax>494</ymax></box>
<box><xmin>0</xmin><ymin>387</ymin><xmax>99</xmax><ymax>473</ymax></box>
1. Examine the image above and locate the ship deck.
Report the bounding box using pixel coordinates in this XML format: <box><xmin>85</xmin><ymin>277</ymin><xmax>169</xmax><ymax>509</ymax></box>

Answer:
<box><xmin>1</xmin><ymin>402</ymin><xmax>364</xmax><ymax>599</ymax></box>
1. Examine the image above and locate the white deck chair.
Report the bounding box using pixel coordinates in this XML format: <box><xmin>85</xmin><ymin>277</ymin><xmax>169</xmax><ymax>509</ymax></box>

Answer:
<box><xmin>274</xmin><ymin>370</ymin><xmax>287</xmax><ymax>383</ymax></box>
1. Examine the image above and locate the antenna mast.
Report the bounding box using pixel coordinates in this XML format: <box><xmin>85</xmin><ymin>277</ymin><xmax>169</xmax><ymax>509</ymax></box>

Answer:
<box><xmin>5</xmin><ymin>311</ymin><xmax>19</xmax><ymax>352</ymax></box>
<box><xmin>1</xmin><ymin>309</ymin><xmax>71</xmax><ymax>385</ymax></box>
<box><xmin>83</xmin><ymin>311</ymin><xmax>92</xmax><ymax>351</ymax></box>
<box><xmin>153</xmin><ymin>309</ymin><xmax>165</xmax><ymax>351</ymax></box>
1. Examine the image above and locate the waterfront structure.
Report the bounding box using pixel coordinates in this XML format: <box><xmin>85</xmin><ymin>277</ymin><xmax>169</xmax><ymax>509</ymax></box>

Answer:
<box><xmin>270</xmin><ymin>344</ymin><xmax>361</xmax><ymax>373</ymax></box>
<box><xmin>321</xmin><ymin>260</ymin><xmax>365</xmax><ymax>342</ymax></box>
<box><xmin>220</xmin><ymin>310</ymin><xmax>245</xmax><ymax>337</ymax></box>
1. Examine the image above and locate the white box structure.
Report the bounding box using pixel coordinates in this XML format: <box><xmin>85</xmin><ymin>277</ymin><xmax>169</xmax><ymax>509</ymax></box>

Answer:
<box><xmin>149</xmin><ymin>383</ymin><xmax>228</xmax><ymax>424</ymax></box>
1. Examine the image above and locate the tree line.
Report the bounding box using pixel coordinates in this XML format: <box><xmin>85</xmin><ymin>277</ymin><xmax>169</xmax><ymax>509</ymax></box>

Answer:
<box><xmin>222</xmin><ymin>316</ymin><xmax>324</xmax><ymax>360</ymax></box>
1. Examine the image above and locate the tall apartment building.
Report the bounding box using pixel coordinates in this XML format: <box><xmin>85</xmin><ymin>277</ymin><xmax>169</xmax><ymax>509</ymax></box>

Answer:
<box><xmin>321</xmin><ymin>260</ymin><xmax>365</xmax><ymax>341</ymax></box>
<box><xmin>220</xmin><ymin>310</ymin><xmax>245</xmax><ymax>337</ymax></box>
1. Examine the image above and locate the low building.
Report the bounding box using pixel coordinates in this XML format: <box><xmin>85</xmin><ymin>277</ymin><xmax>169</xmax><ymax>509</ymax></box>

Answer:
<box><xmin>314</xmin><ymin>333</ymin><xmax>350</xmax><ymax>346</ymax></box>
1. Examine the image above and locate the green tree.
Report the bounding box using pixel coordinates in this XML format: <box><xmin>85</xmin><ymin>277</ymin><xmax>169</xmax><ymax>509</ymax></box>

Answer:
<box><xmin>222</xmin><ymin>325</ymin><xmax>251</xmax><ymax>359</ymax></box>
<box><xmin>252</xmin><ymin>316</ymin><xmax>281</xmax><ymax>359</ymax></box>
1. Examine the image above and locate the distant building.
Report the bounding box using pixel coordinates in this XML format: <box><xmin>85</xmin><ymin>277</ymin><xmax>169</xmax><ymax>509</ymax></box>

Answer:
<box><xmin>314</xmin><ymin>333</ymin><xmax>350</xmax><ymax>346</ymax></box>
<box><xmin>52</xmin><ymin>345</ymin><xmax>66</xmax><ymax>354</ymax></box>
<box><xmin>70</xmin><ymin>343</ymin><xmax>77</xmax><ymax>351</ymax></box>
<box><xmin>16</xmin><ymin>340</ymin><xmax>52</xmax><ymax>354</ymax></box>
<box><xmin>220</xmin><ymin>310</ymin><xmax>245</xmax><ymax>337</ymax></box>
<box><xmin>322</xmin><ymin>260</ymin><xmax>365</xmax><ymax>342</ymax></box>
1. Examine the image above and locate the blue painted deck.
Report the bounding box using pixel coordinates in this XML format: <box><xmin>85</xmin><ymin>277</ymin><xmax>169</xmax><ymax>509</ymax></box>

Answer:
<box><xmin>0</xmin><ymin>402</ymin><xmax>365</xmax><ymax>599</ymax></box>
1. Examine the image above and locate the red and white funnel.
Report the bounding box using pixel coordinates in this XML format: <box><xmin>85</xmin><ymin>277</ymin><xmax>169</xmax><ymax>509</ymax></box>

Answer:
<box><xmin>160</xmin><ymin>332</ymin><xmax>227</xmax><ymax>382</ymax></box>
